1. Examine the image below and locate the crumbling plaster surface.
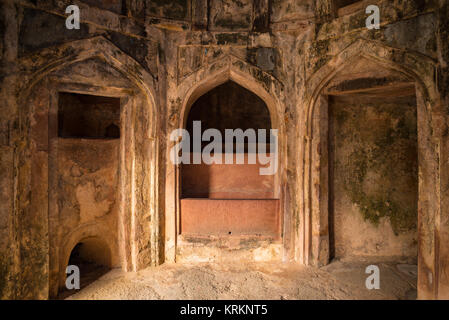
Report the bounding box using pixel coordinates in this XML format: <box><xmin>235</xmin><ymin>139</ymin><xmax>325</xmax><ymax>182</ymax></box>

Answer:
<box><xmin>0</xmin><ymin>0</ymin><xmax>447</xmax><ymax>299</ymax></box>
<box><xmin>55</xmin><ymin>139</ymin><xmax>120</xmax><ymax>286</ymax></box>
<box><xmin>329</xmin><ymin>94</ymin><xmax>418</xmax><ymax>259</ymax></box>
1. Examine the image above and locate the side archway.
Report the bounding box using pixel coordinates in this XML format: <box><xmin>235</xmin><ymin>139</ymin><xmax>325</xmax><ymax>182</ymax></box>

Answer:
<box><xmin>15</xmin><ymin>37</ymin><xmax>160</xmax><ymax>299</ymax></box>
<box><xmin>299</xmin><ymin>38</ymin><xmax>442</xmax><ymax>300</ymax></box>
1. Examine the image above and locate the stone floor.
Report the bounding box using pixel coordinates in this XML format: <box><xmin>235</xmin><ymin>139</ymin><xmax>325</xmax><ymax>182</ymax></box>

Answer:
<box><xmin>65</xmin><ymin>257</ymin><xmax>417</xmax><ymax>300</ymax></box>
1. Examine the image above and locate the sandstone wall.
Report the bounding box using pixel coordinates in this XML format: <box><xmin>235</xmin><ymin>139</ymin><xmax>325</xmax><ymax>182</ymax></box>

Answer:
<box><xmin>329</xmin><ymin>94</ymin><xmax>418</xmax><ymax>260</ymax></box>
<box><xmin>0</xmin><ymin>0</ymin><xmax>447</xmax><ymax>299</ymax></box>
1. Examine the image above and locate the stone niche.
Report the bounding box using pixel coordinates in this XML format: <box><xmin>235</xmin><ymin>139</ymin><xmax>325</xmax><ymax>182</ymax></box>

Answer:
<box><xmin>17</xmin><ymin>51</ymin><xmax>156</xmax><ymax>299</ymax></box>
<box><xmin>329</xmin><ymin>94</ymin><xmax>418</xmax><ymax>259</ymax></box>
<box><xmin>55</xmin><ymin>92</ymin><xmax>120</xmax><ymax>296</ymax></box>
<box><xmin>179</xmin><ymin>81</ymin><xmax>281</xmax><ymax>261</ymax></box>
<box><xmin>58</xmin><ymin>93</ymin><xmax>121</xmax><ymax>139</ymax></box>
<box><xmin>321</xmin><ymin>58</ymin><xmax>419</xmax><ymax>262</ymax></box>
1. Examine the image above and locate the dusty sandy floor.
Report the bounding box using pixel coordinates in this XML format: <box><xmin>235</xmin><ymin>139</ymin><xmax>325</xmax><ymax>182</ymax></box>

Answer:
<box><xmin>65</xmin><ymin>257</ymin><xmax>417</xmax><ymax>300</ymax></box>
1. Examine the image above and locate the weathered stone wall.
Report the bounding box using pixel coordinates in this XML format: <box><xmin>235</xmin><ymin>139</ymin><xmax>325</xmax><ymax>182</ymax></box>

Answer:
<box><xmin>297</xmin><ymin>0</ymin><xmax>448</xmax><ymax>300</ymax></box>
<box><xmin>58</xmin><ymin>93</ymin><xmax>121</xmax><ymax>138</ymax></box>
<box><xmin>436</xmin><ymin>0</ymin><xmax>449</xmax><ymax>301</ymax></box>
<box><xmin>55</xmin><ymin>138</ymin><xmax>120</xmax><ymax>288</ymax></box>
<box><xmin>0</xmin><ymin>0</ymin><xmax>447</xmax><ymax>299</ymax></box>
<box><xmin>329</xmin><ymin>94</ymin><xmax>418</xmax><ymax>260</ymax></box>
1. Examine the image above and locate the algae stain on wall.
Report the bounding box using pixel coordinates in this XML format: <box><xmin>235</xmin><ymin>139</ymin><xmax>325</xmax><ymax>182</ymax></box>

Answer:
<box><xmin>330</xmin><ymin>94</ymin><xmax>418</xmax><ymax>258</ymax></box>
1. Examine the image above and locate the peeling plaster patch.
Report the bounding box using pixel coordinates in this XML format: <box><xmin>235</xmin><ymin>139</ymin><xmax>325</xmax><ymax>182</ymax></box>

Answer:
<box><xmin>76</xmin><ymin>182</ymin><xmax>114</xmax><ymax>224</ymax></box>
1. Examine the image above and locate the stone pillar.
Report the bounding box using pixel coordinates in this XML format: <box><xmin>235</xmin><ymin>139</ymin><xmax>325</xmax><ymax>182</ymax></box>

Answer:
<box><xmin>438</xmin><ymin>125</ymin><xmax>449</xmax><ymax>299</ymax></box>
<box><xmin>416</xmin><ymin>89</ymin><xmax>440</xmax><ymax>300</ymax></box>
<box><xmin>0</xmin><ymin>0</ymin><xmax>19</xmax><ymax>300</ymax></box>
<box><xmin>310</xmin><ymin>95</ymin><xmax>330</xmax><ymax>266</ymax></box>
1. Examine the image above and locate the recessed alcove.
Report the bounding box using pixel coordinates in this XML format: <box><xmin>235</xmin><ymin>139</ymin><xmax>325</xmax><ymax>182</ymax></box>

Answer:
<box><xmin>57</xmin><ymin>238</ymin><xmax>111</xmax><ymax>299</ymax></box>
<box><xmin>55</xmin><ymin>91</ymin><xmax>122</xmax><ymax>297</ymax></box>
<box><xmin>58</xmin><ymin>92</ymin><xmax>121</xmax><ymax>139</ymax></box>
<box><xmin>321</xmin><ymin>58</ymin><xmax>419</xmax><ymax>263</ymax></box>
<box><xmin>180</xmin><ymin>81</ymin><xmax>280</xmax><ymax>239</ymax></box>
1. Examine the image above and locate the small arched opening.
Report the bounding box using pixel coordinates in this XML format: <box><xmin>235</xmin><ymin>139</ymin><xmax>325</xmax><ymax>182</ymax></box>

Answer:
<box><xmin>59</xmin><ymin>237</ymin><xmax>112</xmax><ymax>298</ymax></box>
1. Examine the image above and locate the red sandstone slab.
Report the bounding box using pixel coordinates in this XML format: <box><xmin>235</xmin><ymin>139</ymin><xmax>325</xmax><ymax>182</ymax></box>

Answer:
<box><xmin>180</xmin><ymin>198</ymin><xmax>280</xmax><ymax>238</ymax></box>
<box><xmin>181</xmin><ymin>153</ymin><xmax>275</xmax><ymax>199</ymax></box>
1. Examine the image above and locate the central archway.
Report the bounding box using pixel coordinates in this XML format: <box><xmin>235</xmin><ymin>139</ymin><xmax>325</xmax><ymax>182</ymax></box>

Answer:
<box><xmin>181</xmin><ymin>80</ymin><xmax>279</xmax><ymax>237</ymax></box>
<box><xmin>169</xmin><ymin>60</ymin><xmax>287</xmax><ymax>263</ymax></box>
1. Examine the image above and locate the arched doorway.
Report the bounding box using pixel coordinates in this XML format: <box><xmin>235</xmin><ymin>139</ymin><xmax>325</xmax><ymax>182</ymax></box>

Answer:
<box><xmin>301</xmin><ymin>47</ymin><xmax>440</xmax><ymax>296</ymax></box>
<box><xmin>182</xmin><ymin>81</ymin><xmax>274</xmax><ymax>200</ymax></box>
<box><xmin>17</xmin><ymin>38</ymin><xmax>160</xmax><ymax>299</ymax></box>
<box><xmin>323</xmin><ymin>58</ymin><xmax>419</xmax><ymax>261</ymax></box>
<box><xmin>177</xmin><ymin>80</ymin><xmax>281</xmax><ymax>259</ymax></box>
<box><xmin>59</xmin><ymin>237</ymin><xmax>111</xmax><ymax>298</ymax></box>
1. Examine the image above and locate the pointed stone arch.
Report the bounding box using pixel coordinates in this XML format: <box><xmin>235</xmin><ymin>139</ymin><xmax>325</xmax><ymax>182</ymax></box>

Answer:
<box><xmin>164</xmin><ymin>55</ymin><xmax>291</xmax><ymax>262</ymax></box>
<box><xmin>304</xmin><ymin>38</ymin><xmax>439</xmax><ymax>134</ymax></box>
<box><xmin>177</xmin><ymin>55</ymin><xmax>284</xmax><ymax>135</ymax></box>
<box><xmin>299</xmin><ymin>38</ymin><xmax>443</xmax><ymax>299</ymax></box>
<box><xmin>14</xmin><ymin>36</ymin><xmax>160</xmax><ymax>299</ymax></box>
<box><xmin>19</xmin><ymin>36</ymin><xmax>158</xmax><ymax>109</ymax></box>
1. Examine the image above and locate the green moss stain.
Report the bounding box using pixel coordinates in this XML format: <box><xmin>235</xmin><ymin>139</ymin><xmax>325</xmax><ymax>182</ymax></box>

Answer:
<box><xmin>310</xmin><ymin>39</ymin><xmax>331</xmax><ymax>74</ymax></box>
<box><xmin>333</xmin><ymin>97</ymin><xmax>418</xmax><ymax>234</ymax></box>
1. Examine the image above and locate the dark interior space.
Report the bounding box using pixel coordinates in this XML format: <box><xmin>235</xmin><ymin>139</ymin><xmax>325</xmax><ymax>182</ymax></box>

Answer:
<box><xmin>58</xmin><ymin>92</ymin><xmax>121</xmax><ymax>139</ymax></box>
<box><xmin>182</xmin><ymin>80</ymin><xmax>276</xmax><ymax>199</ymax></box>
<box><xmin>58</xmin><ymin>239</ymin><xmax>111</xmax><ymax>299</ymax></box>
<box><xmin>185</xmin><ymin>81</ymin><xmax>272</xmax><ymax>152</ymax></box>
